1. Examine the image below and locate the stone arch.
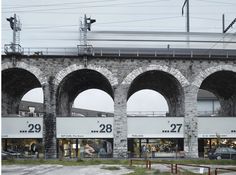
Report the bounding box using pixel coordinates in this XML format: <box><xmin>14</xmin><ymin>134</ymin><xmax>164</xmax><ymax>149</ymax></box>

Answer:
<box><xmin>194</xmin><ymin>64</ymin><xmax>236</xmax><ymax>117</ymax></box>
<box><xmin>55</xmin><ymin>64</ymin><xmax>117</xmax><ymax>116</ymax></box>
<box><xmin>193</xmin><ymin>65</ymin><xmax>236</xmax><ymax>88</ymax></box>
<box><xmin>124</xmin><ymin>64</ymin><xmax>188</xmax><ymax>117</ymax></box>
<box><xmin>122</xmin><ymin>64</ymin><xmax>189</xmax><ymax>87</ymax></box>
<box><xmin>54</xmin><ymin>64</ymin><xmax>118</xmax><ymax>87</ymax></box>
<box><xmin>2</xmin><ymin>61</ymin><xmax>45</xmax><ymax>115</ymax></box>
<box><xmin>2</xmin><ymin>61</ymin><xmax>46</xmax><ymax>86</ymax></box>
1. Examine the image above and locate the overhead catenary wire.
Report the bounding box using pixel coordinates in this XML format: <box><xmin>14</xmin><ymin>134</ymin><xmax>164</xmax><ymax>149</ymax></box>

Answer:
<box><xmin>2</xmin><ymin>0</ymin><xmax>235</xmax><ymax>47</ymax></box>
<box><xmin>3</xmin><ymin>3</ymin><xmax>235</xmax><ymax>13</ymax></box>
<box><xmin>2</xmin><ymin>0</ymin><xmax>167</xmax><ymax>13</ymax></box>
<box><xmin>2</xmin><ymin>0</ymin><xmax>123</xmax><ymax>9</ymax></box>
<box><xmin>1</xmin><ymin>15</ymin><xmax>223</xmax><ymax>31</ymax></box>
<box><xmin>196</xmin><ymin>0</ymin><xmax>236</xmax><ymax>5</ymax></box>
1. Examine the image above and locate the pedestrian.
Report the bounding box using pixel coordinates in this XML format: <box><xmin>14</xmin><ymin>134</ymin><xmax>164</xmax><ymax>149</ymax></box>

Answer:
<box><xmin>151</xmin><ymin>145</ymin><xmax>156</xmax><ymax>158</ymax></box>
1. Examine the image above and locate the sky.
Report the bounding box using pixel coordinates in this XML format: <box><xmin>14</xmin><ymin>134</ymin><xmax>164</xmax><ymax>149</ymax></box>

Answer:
<box><xmin>1</xmin><ymin>0</ymin><xmax>236</xmax><ymax>112</ymax></box>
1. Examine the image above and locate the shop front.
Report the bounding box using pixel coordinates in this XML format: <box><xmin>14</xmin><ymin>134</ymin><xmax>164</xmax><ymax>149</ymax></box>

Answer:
<box><xmin>56</xmin><ymin>117</ymin><xmax>113</xmax><ymax>158</ymax></box>
<box><xmin>57</xmin><ymin>138</ymin><xmax>113</xmax><ymax>158</ymax></box>
<box><xmin>2</xmin><ymin>116</ymin><xmax>235</xmax><ymax>159</ymax></box>
<box><xmin>2</xmin><ymin>117</ymin><xmax>43</xmax><ymax>158</ymax></box>
<box><xmin>198</xmin><ymin>117</ymin><xmax>236</xmax><ymax>158</ymax></box>
<box><xmin>127</xmin><ymin>117</ymin><xmax>184</xmax><ymax>158</ymax></box>
<box><xmin>128</xmin><ymin>138</ymin><xmax>184</xmax><ymax>158</ymax></box>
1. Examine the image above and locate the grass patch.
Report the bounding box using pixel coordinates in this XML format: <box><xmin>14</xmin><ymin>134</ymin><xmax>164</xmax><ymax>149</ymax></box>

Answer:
<box><xmin>124</xmin><ymin>167</ymin><xmax>172</xmax><ymax>175</ymax></box>
<box><xmin>180</xmin><ymin>170</ymin><xmax>209</xmax><ymax>175</ymax></box>
<box><xmin>101</xmin><ymin>165</ymin><xmax>121</xmax><ymax>170</ymax></box>
<box><xmin>124</xmin><ymin>167</ymin><xmax>147</xmax><ymax>175</ymax></box>
<box><xmin>125</xmin><ymin>167</ymin><xmax>210</xmax><ymax>175</ymax></box>
<box><xmin>2</xmin><ymin>159</ymin><xmax>129</xmax><ymax>166</ymax></box>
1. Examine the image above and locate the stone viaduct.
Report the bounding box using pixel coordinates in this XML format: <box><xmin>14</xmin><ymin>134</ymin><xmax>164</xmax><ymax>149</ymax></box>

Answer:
<box><xmin>2</xmin><ymin>51</ymin><xmax>236</xmax><ymax>158</ymax></box>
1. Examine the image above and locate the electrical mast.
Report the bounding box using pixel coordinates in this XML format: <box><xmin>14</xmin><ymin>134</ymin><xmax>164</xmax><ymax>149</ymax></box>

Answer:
<box><xmin>5</xmin><ymin>14</ymin><xmax>22</xmax><ymax>55</ymax></box>
<box><xmin>182</xmin><ymin>0</ymin><xmax>190</xmax><ymax>32</ymax></box>
<box><xmin>222</xmin><ymin>14</ymin><xmax>236</xmax><ymax>33</ymax></box>
<box><xmin>78</xmin><ymin>14</ymin><xmax>96</xmax><ymax>55</ymax></box>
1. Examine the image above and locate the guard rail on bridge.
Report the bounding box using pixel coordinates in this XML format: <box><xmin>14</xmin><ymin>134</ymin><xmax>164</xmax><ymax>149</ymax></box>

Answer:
<box><xmin>2</xmin><ymin>31</ymin><xmax>236</xmax><ymax>57</ymax></box>
<box><xmin>2</xmin><ymin>47</ymin><xmax>236</xmax><ymax>58</ymax></box>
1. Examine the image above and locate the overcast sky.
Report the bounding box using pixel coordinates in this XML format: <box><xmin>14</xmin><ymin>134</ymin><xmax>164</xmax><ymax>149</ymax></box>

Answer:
<box><xmin>2</xmin><ymin>0</ymin><xmax>236</xmax><ymax>112</ymax></box>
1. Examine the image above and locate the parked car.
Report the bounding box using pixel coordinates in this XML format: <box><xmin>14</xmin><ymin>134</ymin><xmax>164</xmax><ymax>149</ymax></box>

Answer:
<box><xmin>208</xmin><ymin>147</ymin><xmax>236</xmax><ymax>160</ymax></box>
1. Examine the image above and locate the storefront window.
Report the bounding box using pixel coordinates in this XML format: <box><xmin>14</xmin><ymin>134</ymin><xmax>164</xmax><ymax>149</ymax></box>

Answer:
<box><xmin>128</xmin><ymin>138</ymin><xmax>183</xmax><ymax>158</ymax></box>
<box><xmin>2</xmin><ymin>138</ymin><xmax>43</xmax><ymax>158</ymax></box>
<box><xmin>199</xmin><ymin>138</ymin><xmax>236</xmax><ymax>158</ymax></box>
<box><xmin>58</xmin><ymin>138</ymin><xmax>113</xmax><ymax>159</ymax></box>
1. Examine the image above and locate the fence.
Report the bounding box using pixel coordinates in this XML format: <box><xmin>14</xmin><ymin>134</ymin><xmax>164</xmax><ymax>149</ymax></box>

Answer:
<box><xmin>171</xmin><ymin>164</ymin><xmax>211</xmax><ymax>175</ymax></box>
<box><xmin>129</xmin><ymin>159</ymin><xmax>151</xmax><ymax>169</ymax></box>
<box><xmin>215</xmin><ymin>168</ymin><xmax>236</xmax><ymax>175</ymax></box>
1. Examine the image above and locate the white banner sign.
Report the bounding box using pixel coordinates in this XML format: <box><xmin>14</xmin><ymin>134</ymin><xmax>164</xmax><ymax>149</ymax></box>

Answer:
<box><xmin>198</xmin><ymin>117</ymin><xmax>236</xmax><ymax>138</ymax></box>
<box><xmin>57</xmin><ymin>117</ymin><xmax>113</xmax><ymax>138</ymax></box>
<box><xmin>2</xmin><ymin>117</ymin><xmax>43</xmax><ymax>138</ymax></box>
<box><xmin>128</xmin><ymin>117</ymin><xmax>184</xmax><ymax>138</ymax></box>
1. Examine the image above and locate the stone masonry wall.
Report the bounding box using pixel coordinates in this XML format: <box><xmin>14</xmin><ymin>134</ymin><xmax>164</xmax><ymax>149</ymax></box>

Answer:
<box><xmin>2</xmin><ymin>55</ymin><xmax>236</xmax><ymax>158</ymax></box>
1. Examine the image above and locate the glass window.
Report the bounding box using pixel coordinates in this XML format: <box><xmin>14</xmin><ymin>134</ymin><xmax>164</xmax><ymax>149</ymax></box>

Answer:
<box><xmin>2</xmin><ymin>138</ymin><xmax>43</xmax><ymax>158</ymax></box>
<box><xmin>58</xmin><ymin>138</ymin><xmax>113</xmax><ymax>159</ymax></box>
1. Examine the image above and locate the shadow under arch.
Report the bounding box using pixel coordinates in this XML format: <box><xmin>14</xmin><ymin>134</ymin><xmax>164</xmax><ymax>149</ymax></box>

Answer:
<box><xmin>56</xmin><ymin>69</ymin><xmax>114</xmax><ymax>116</ymax></box>
<box><xmin>193</xmin><ymin>65</ymin><xmax>236</xmax><ymax>117</ymax></box>
<box><xmin>199</xmin><ymin>70</ymin><xmax>236</xmax><ymax>116</ymax></box>
<box><xmin>2</xmin><ymin>68</ymin><xmax>42</xmax><ymax>115</ymax></box>
<box><xmin>127</xmin><ymin>70</ymin><xmax>184</xmax><ymax>117</ymax></box>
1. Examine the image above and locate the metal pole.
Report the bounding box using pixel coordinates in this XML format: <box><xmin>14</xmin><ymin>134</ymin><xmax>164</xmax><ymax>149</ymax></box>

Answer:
<box><xmin>186</xmin><ymin>0</ymin><xmax>190</xmax><ymax>32</ymax></box>
<box><xmin>13</xmin><ymin>14</ymin><xmax>17</xmax><ymax>52</ymax></box>
<box><xmin>222</xmin><ymin>14</ymin><xmax>225</xmax><ymax>33</ymax></box>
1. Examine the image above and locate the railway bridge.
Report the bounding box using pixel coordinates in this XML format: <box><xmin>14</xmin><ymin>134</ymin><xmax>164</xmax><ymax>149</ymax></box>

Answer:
<box><xmin>2</xmin><ymin>32</ymin><xmax>236</xmax><ymax>158</ymax></box>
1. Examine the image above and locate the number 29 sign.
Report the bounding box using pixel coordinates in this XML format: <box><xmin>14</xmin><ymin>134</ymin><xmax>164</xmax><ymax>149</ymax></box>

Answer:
<box><xmin>2</xmin><ymin>117</ymin><xmax>43</xmax><ymax>138</ymax></box>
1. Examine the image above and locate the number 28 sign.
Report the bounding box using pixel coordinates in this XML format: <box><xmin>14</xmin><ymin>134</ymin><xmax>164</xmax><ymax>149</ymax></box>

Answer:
<box><xmin>57</xmin><ymin>117</ymin><xmax>113</xmax><ymax>138</ymax></box>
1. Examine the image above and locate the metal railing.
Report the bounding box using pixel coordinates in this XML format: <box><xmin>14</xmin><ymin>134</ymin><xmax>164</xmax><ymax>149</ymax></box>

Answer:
<box><xmin>4</xmin><ymin>44</ymin><xmax>23</xmax><ymax>55</ymax></box>
<box><xmin>171</xmin><ymin>164</ymin><xmax>211</xmax><ymax>175</ymax></box>
<box><xmin>2</xmin><ymin>46</ymin><xmax>236</xmax><ymax>58</ymax></box>
<box><xmin>127</xmin><ymin>111</ymin><xmax>168</xmax><ymax>117</ymax></box>
<box><xmin>215</xmin><ymin>167</ymin><xmax>236</xmax><ymax>175</ymax></box>
<box><xmin>2</xmin><ymin>31</ymin><xmax>236</xmax><ymax>57</ymax></box>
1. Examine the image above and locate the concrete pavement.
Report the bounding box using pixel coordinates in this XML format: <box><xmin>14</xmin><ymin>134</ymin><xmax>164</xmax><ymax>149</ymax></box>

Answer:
<box><xmin>2</xmin><ymin>163</ymin><xmax>236</xmax><ymax>175</ymax></box>
<box><xmin>2</xmin><ymin>164</ymin><xmax>133</xmax><ymax>175</ymax></box>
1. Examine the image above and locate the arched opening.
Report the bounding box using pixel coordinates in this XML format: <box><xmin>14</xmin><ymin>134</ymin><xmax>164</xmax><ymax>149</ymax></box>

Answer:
<box><xmin>197</xmin><ymin>71</ymin><xmax>236</xmax><ymax>157</ymax></box>
<box><xmin>199</xmin><ymin>71</ymin><xmax>236</xmax><ymax>117</ymax></box>
<box><xmin>2</xmin><ymin>68</ymin><xmax>42</xmax><ymax>115</ymax></box>
<box><xmin>73</xmin><ymin>89</ymin><xmax>114</xmax><ymax>117</ymax></box>
<box><xmin>197</xmin><ymin>89</ymin><xmax>220</xmax><ymax>116</ymax></box>
<box><xmin>56</xmin><ymin>69</ymin><xmax>114</xmax><ymax>116</ymax></box>
<box><xmin>56</xmin><ymin>69</ymin><xmax>114</xmax><ymax>158</ymax></box>
<box><xmin>127</xmin><ymin>70</ymin><xmax>184</xmax><ymax>117</ymax></box>
<box><xmin>127</xmin><ymin>70</ymin><xmax>184</xmax><ymax>158</ymax></box>
<box><xmin>20</xmin><ymin>88</ymin><xmax>44</xmax><ymax>117</ymax></box>
<box><xmin>127</xmin><ymin>89</ymin><xmax>168</xmax><ymax>116</ymax></box>
<box><xmin>22</xmin><ymin>88</ymin><xmax>43</xmax><ymax>103</ymax></box>
<box><xmin>2</xmin><ymin>68</ymin><xmax>43</xmax><ymax>157</ymax></box>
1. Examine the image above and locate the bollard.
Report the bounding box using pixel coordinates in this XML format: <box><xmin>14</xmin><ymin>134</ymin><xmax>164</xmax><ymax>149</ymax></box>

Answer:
<box><xmin>215</xmin><ymin>168</ymin><xmax>218</xmax><ymax>175</ymax></box>
<box><xmin>171</xmin><ymin>164</ymin><xmax>177</xmax><ymax>174</ymax></box>
<box><xmin>148</xmin><ymin>160</ymin><xmax>151</xmax><ymax>170</ymax></box>
<box><xmin>146</xmin><ymin>160</ymin><xmax>148</xmax><ymax>169</ymax></box>
<box><xmin>175</xmin><ymin>164</ymin><xmax>178</xmax><ymax>174</ymax></box>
